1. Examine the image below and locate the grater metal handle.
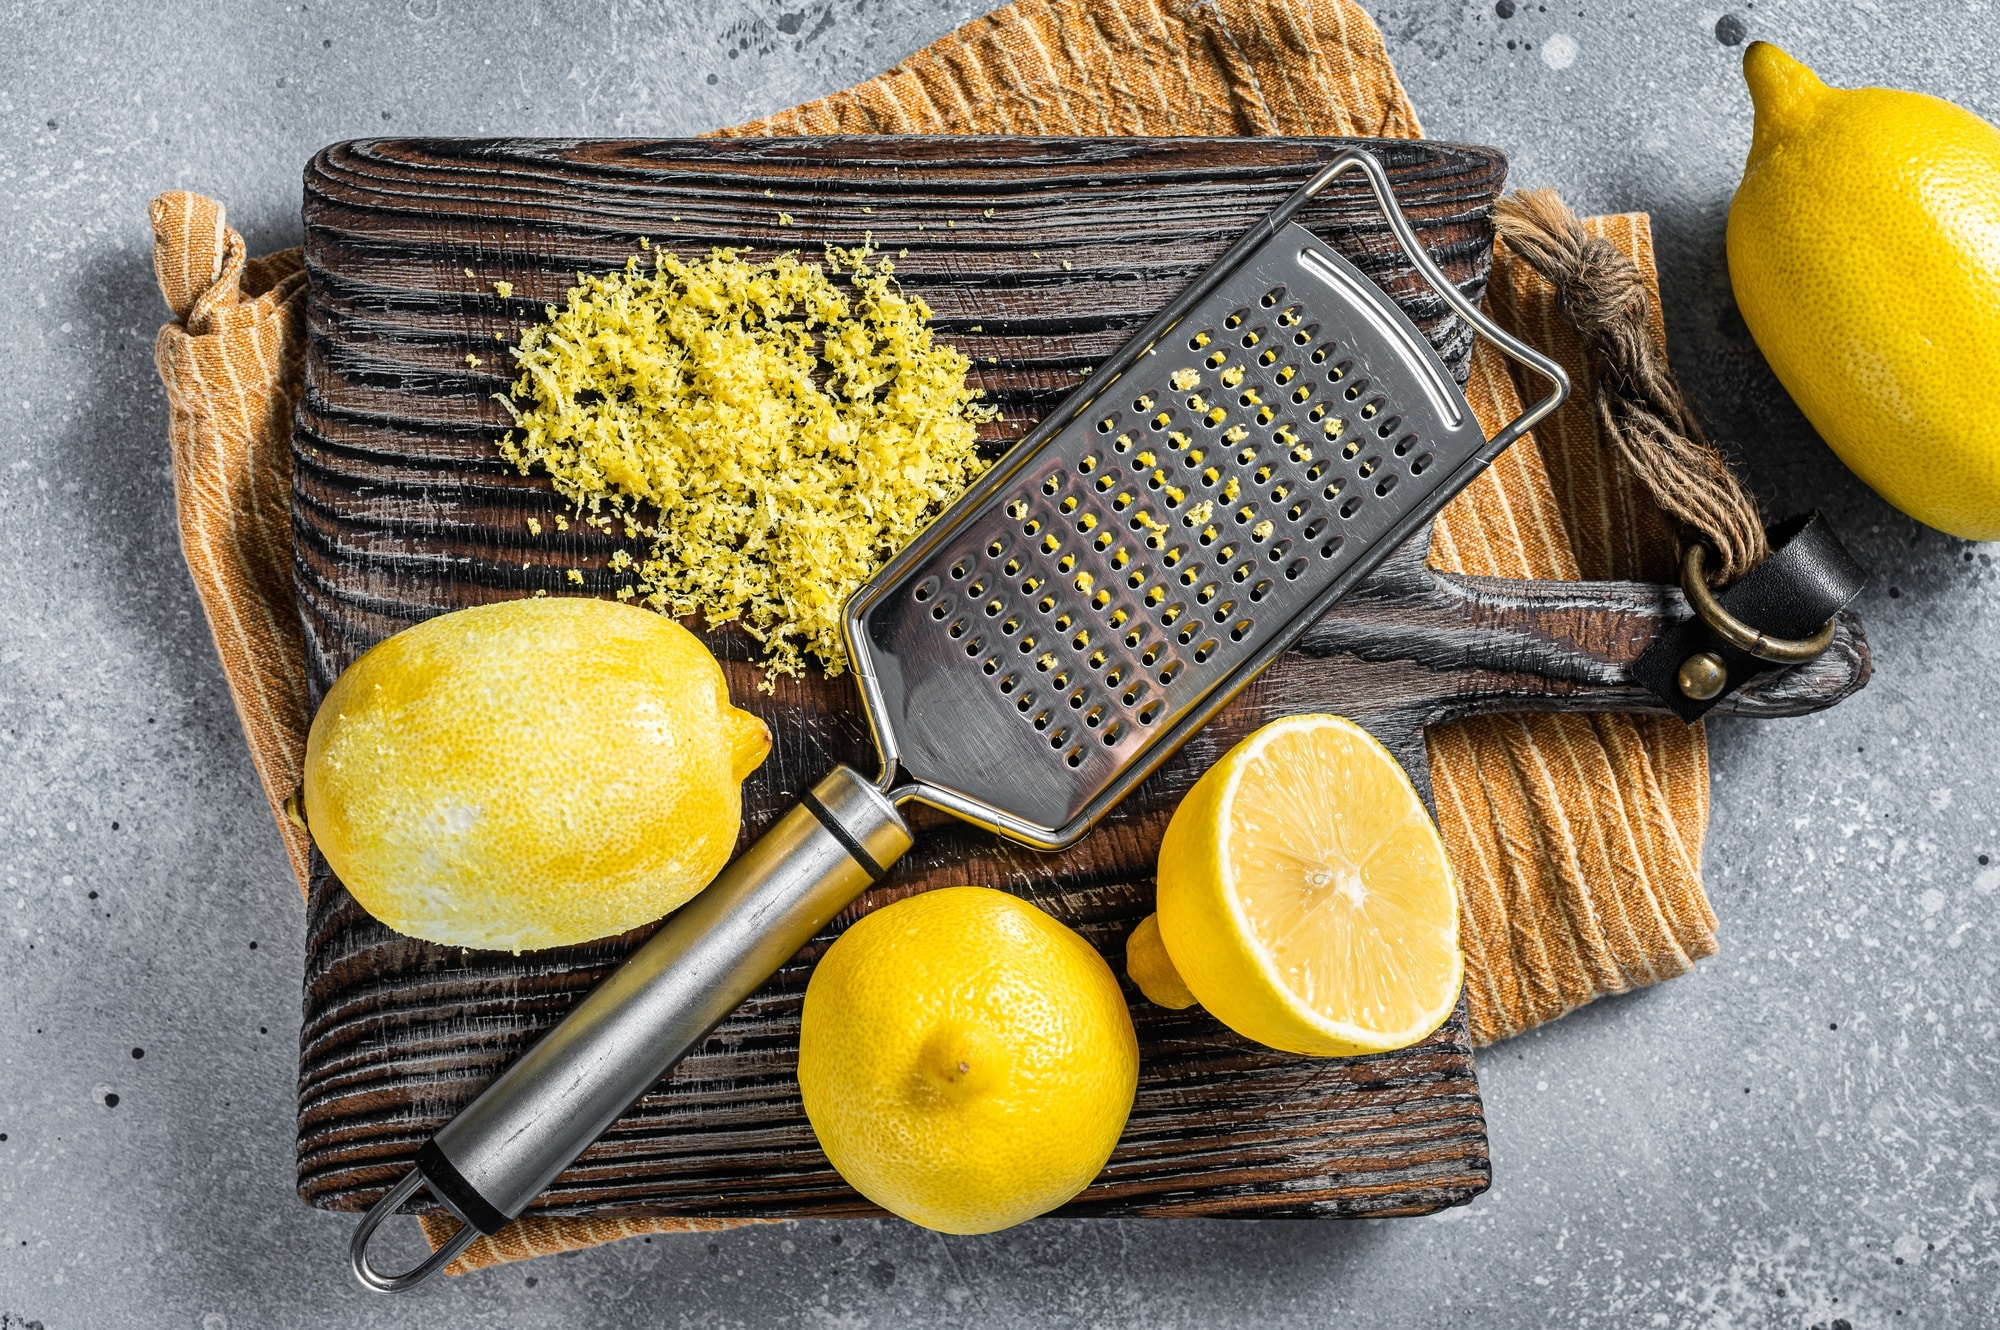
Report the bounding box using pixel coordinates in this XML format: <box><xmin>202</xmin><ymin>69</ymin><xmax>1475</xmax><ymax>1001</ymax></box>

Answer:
<box><xmin>349</xmin><ymin>765</ymin><xmax>911</xmax><ymax>1292</ymax></box>
<box><xmin>1301</xmin><ymin>150</ymin><xmax>1569</xmax><ymax>460</ymax></box>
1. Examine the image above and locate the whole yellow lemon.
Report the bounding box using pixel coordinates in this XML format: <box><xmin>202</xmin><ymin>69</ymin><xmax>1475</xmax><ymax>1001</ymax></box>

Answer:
<box><xmin>302</xmin><ymin>597</ymin><xmax>770</xmax><ymax>951</ymax></box>
<box><xmin>797</xmin><ymin>886</ymin><xmax>1137</xmax><ymax>1234</ymax></box>
<box><xmin>1727</xmin><ymin>42</ymin><xmax>2000</xmax><ymax>539</ymax></box>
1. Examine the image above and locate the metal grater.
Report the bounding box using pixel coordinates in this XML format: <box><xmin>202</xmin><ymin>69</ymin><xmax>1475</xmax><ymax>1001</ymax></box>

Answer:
<box><xmin>350</xmin><ymin>148</ymin><xmax>1568</xmax><ymax>1291</ymax></box>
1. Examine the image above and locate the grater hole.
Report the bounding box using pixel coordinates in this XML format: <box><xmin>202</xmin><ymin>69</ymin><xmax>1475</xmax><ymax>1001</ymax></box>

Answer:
<box><xmin>1249</xmin><ymin>580</ymin><xmax>1272</xmax><ymax>603</ymax></box>
<box><xmin>1158</xmin><ymin>660</ymin><xmax>1181</xmax><ymax>684</ymax></box>
<box><xmin>1343</xmin><ymin>438</ymin><xmax>1362</xmax><ymax>460</ymax></box>
<box><xmin>948</xmin><ymin>620</ymin><xmax>966</xmax><ymax>638</ymax></box>
<box><xmin>1067</xmin><ymin>747</ymin><xmax>1086</xmax><ymax>767</ymax></box>
<box><xmin>1312</xmin><ymin>342</ymin><xmax>1335</xmax><ymax>363</ymax></box>
<box><xmin>965</xmin><ymin>639</ymin><xmax>983</xmax><ymax>656</ymax></box>
<box><xmin>1078</xmin><ymin>454</ymin><xmax>1100</xmax><ymax>475</ymax></box>
<box><xmin>1122</xmin><ymin>685</ymin><xmax>1142</xmax><ymax>706</ymax></box>
<box><xmin>1102</xmin><ymin>722</ymin><xmax>1123</xmax><ymax>745</ymax></box>
<box><xmin>1277</xmin><ymin>306</ymin><xmax>1301</xmax><ymax>327</ymax></box>
<box><xmin>1360</xmin><ymin>400</ymin><xmax>1380</xmax><ymax>420</ymax></box>
<box><xmin>914</xmin><ymin>577</ymin><xmax>938</xmax><ymax>602</ymax></box>
<box><xmin>1340</xmin><ymin>495</ymin><xmax>1364</xmax><ymax>519</ymax></box>
<box><xmin>1232</xmin><ymin>563</ymin><xmax>1252</xmax><ymax>583</ymax></box>
<box><xmin>1293</xmin><ymin>385</ymin><xmax>1313</xmax><ymax>404</ymax></box>
<box><xmin>999</xmin><ymin>673</ymin><xmax>1017</xmax><ymax>692</ymax></box>
<box><xmin>1070</xmin><ymin>690</ymin><xmax>1087</xmax><ymax>709</ymax></box>
<box><xmin>1044</xmin><ymin>475</ymin><xmax>1062</xmax><ymax>496</ymax></box>
<box><xmin>1189</xmin><ymin>330</ymin><xmax>1213</xmax><ymax>351</ymax></box>
<box><xmin>1017</xmin><ymin>691</ymin><xmax>1035</xmax><ymax>711</ymax></box>
<box><xmin>1303</xmin><ymin>517</ymin><xmax>1328</xmax><ymax>540</ymax></box>
<box><xmin>1085</xmin><ymin>704</ymin><xmax>1103</xmax><ymax>727</ymax></box>
<box><xmin>1359</xmin><ymin>455</ymin><xmax>1381</xmax><ymax>478</ymax></box>
<box><xmin>1257</xmin><ymin>347</ymin><xmax>1278</xmax><ymax>367</ymax></box>
<box><xmin>1241</xmin><ymin>329</ymin><xmax>1261</xmax><ymax>348</ymax></box>
<box><xmin>1267</xmin><ymin>539</ymin><xmax>1291</xmax><ymax>563</ymax></box>
<box><xmin>1225</xmin><ymin>310</ymin><xmax>1246</xmax><ymax>329</ymax></box>
<box><xmin>1285</xmin><ymin>557</ymin><xmax>1309</xmax><ymax>580</ymax></box>
<box><xmin>1287</xmin><ymin>502</ymin><xmax>1307</xmax><ymax>522</ymax></box>
<box><xmin>1320</xmin><ymin>535</ymin><xmax>1345</xmax><ymax>558</ymax></box>
<box><xmin>1206</xmin><ymin>350</ymin><xmax>1227</xmax><ymax>369</ymax></box>
<box><xmin>1193</xmin><ymin>640</ymin><xmax>1217</xmax><ymax>663</ymax></box>
<box><xmin>982</xmin><ymin>656</ymin><xmax>999</xmax><ymax>673</ymax></box>
<box><xmin>1376</xmin><ymin>474</ymin><xmax>1398</xmax><ymax>497</ymax></box>
<box><xmin>1344</xmin><ymin>382</ymin><xmax>1365</xmax><ymax>402</ymax></box>
<box><xmin>1138</xmin><ymin>699</ymin><xmax>1164</xmax><ymax>725</ymax></box>
<box><xmin>1306</xmin><ymin>461</ymin><xmax>1328</xmax><ymax>482</ymax></box>
<box><xmin>1096</xmin><ymin>416</ymin><xmax>1116</xmax><ymax>434</ymax></box>
<box><xmin>1322</xmin><ymin>480</ymin><xmax>1345</xmax><ymax>501</ymax></box>
<box><xmin>1177</xmin><ymin>625</ymin><xmax>1197</xmax><ymax>644</ymax></box>
<box><xmin>1230</xmin><ymin>619</ymin><xmax>1253</xmax><ymax>642</ymax></box>
<box><xmin>1377</xmin><ymin>415</ymin><xmax>1402</xmax><ymax>439</ymax></box>
<box><xmin>1260</xmin><ymin>287</ymin><xmax>1283</xmax><ymax>308</ymax></box>
<box><xmin>1411</xmin><ymin>451</ymin><xmax>1436</xmax><ymax>476</ymax></box>
<box><xmin>931</xmin><ymin>604</ymin><xmax>948</xmax><ymax>620</ymax></box>
<box><xmin>1048</xmin><ymin>728</ymin><xmax>1065</xmax><ymax>747</ymax></box>
<box><xmin>1023</xmin><ymin>517</ymin><xmax>1042</xmax><ymax>536</ymax></box>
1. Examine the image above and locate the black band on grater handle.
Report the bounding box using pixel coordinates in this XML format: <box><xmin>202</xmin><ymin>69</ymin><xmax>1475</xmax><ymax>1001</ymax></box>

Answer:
<box><xmin>415</xmin><ymin>1139</ymin><xmax>511</xmax><ymax>1236</ymax></box>
<box><xmin>799</xmin><ymin>785</ymin><xmax>888</xmax><ymax>880</ymax></box>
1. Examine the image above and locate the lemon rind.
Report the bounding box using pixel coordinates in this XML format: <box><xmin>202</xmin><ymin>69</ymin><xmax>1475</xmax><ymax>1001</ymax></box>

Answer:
<box><xmin>1208</xmin><ymin>714</ymin><xmax>1463</xmax><ymax>1053</ymax></box>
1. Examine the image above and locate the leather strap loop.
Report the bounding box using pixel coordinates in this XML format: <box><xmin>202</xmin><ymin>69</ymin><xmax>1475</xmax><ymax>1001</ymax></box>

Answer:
<box><xmin>1632</xmin><ymin>510</ymin><xmax>1867</xmax><ymax>721</ymax></box>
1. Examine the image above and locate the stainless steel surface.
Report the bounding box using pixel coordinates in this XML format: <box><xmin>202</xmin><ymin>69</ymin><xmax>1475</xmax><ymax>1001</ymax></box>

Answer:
<box><xmin>370</xmin><ymin>765</ymin><xmax>910</xmax><ymax>1287</ymax></box>
<box><xmin>348</xmin><ymin>1171</ymin><xmax>479</xmax><ymax>1294</ymax></box>
<box><xmin>853</xmin><ymin>149</ymin><xmax>1568</xmax><ymax>846</ymax></box>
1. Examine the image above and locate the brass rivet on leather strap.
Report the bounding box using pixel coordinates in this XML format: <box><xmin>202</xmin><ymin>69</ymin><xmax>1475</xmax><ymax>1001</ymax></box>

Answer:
<box><xmin>1680</xmin><ymin>543</ymin><xmax>1838</xmax><ymax>664</ymax></box>
<box><xmin>1676</xmin><ymin>651</ymin><xmax>1728</xmax><ymax>701</ymax></box>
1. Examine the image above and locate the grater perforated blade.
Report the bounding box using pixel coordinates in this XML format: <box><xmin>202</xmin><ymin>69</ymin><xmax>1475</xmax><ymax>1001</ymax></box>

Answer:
<box><xmin>849</xmin><ymin>148</ymin><xmax>1567</xmax><ymax>846</ymax></box>
<box><xmin>349</xmin><ymin>146</ymin><xmax>1568</xmax><ymax>1293</ymax></box>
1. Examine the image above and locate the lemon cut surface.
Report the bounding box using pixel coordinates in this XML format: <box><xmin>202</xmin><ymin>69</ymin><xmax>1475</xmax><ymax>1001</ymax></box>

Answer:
<box><xmin>1152</xmin><ymin>714</ymin><xmax>1461</xmax><ymax>1057</ymax></box>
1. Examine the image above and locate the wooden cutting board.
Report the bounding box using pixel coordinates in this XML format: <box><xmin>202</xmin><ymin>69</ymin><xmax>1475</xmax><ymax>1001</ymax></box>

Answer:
<box><xmin>292</xmin><ymin>136</ymin><xmax>1868</xmax><ymax>1225</ymax></box>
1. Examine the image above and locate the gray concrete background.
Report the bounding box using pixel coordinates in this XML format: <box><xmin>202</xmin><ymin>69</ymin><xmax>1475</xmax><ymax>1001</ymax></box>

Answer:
<box><xmin>2</xmin><ymin>0</ymin><xmax>1996</xmax><ymax>1324</ymax></box>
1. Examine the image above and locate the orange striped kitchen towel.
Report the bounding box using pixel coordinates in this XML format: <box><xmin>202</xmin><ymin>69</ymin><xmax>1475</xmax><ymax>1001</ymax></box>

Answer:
<box><xmin>150</xmin><ymin>0</ymin><xmax>1715</xmax><ymax>1274</ymax></box>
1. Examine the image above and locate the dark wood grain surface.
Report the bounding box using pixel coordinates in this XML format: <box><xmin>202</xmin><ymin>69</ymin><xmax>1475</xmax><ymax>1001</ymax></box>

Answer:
<box><xmin>293</xmin><ymin>136</ymin><xmax>1868</xmax><ymax>1225</ymax></box>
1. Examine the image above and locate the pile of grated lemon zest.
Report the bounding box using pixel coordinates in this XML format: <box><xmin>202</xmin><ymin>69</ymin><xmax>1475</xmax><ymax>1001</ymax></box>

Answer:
<box><xmin>497</xmin><ymin>245</ymin><xmax>993</xmax><ymax>685</ymax></box>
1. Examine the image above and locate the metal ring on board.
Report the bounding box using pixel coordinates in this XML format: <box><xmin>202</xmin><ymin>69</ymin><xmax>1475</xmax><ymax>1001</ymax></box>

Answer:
<box><xmin>1680</xmin><ymin>543</ymin><xmax>1836</xmax><ymax>664</ymax></box>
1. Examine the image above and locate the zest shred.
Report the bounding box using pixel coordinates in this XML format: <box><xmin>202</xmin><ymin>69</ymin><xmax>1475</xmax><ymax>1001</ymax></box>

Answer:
<box><xmin>497</xmin><ymin>245</ymin><xmax>993</xmax><ymax>684</ymax></box>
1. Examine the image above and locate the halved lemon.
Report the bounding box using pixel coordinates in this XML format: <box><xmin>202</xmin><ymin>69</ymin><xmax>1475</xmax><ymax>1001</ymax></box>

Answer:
<box><xmin>1135</xmin><ymin>714</ymin><xmax>1462</xmax><ymax>1056</ymax></box>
